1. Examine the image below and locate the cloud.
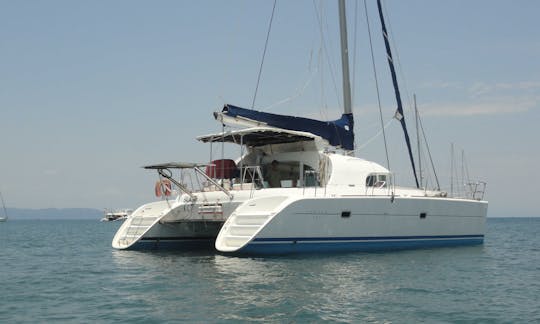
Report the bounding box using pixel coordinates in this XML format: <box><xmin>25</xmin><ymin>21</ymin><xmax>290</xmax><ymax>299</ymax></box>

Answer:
<box><xmin>44</xmin><ymin>169</ymin><xmax>58</xmax><ymax>176</ymax></box>
<box><xmin>261</xmin><ymin>81</ymin><xmax>540</xmax><ymax>118</ymax></box>
<box><xmin>294</xmin><ymin>104</ymin><xmax>373</xmax><ymax>121</ymax></box>
<box><xmin>420</xmin><ymin>96</ymin><xmax>538</xmax><ymax>116</ymax></box>
<box><xmin>416</xmin><ymin>80</ymin><xmax>540</xmax><ymax>116</ymax></box>
<box><xmin>419</xmin><ymin>81</ymin><xmax>463</xmax><ymax>90</ymax></box>
<box><xmin>469</xmin><ymin>81</ymin><xmax>540</xmax><ymax>97</ymax></box>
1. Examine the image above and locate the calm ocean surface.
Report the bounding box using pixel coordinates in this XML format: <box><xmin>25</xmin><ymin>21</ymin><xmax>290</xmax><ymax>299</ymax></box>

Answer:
<box><xmin>1</xmin><ymin>218</ymin><xmax>539</xmax><ymax>323</ymax></box>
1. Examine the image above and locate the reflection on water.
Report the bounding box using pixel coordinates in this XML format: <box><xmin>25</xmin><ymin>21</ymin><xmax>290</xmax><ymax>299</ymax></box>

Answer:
<box><xmin>4</xmin><ymin>219</ymin><xmax>536</xmax><ymax>323</ymax></box>
<box><xmin>109</xmin><ymin>246</ymin><xmax>489</xmax><ymax>322</ymax></box>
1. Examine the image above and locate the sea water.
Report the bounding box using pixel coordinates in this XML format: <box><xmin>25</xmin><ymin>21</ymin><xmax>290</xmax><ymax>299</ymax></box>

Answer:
<box><xmin>0</xmin><ymin>218</ymin><xmax>539</xmax><ymax>323</ymax></box>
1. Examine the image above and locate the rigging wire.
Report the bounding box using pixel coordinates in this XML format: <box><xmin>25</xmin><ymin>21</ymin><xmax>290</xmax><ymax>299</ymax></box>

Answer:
<box><xmin>313</xmin><ymin>0</ymin><xmax>342</xmax><ymax>113</ymax></box>
<box><xmin>414</xmin><ymin>94</ymin><xmax>422</xmax><ymax>187</ymax></box>
<box><xmin>261</xmin><ymin>67</ymin><xmax>318</xmax><ymax>111</ymax></box>
<box><xmin>380</xmin><ymin>2</ymin><xmax>441</xmax><ymax>192</ymax></box>
<box><xmin>382</xmin><ymin>0</ymin><xmax>415</xmax><ymax>115</ymax></box>
<box><xmin>364</xmin><ymin>0</ymin><xmax>391</xmax><ymax>171</ymax></box>
<box><xmin>351</xmin><ymin>0</ymin><xmax>359</xmax><ymax>107</ymax></box>
<box><xmin>450</xmin><ymin>143</ymin><xmax>455</xmax><ymax>196</ymax></box>
<box><xmin>351</xmin><ymin>0</ymin><xmax>360</xmax><ymax>151</ymax></box>
<box><xmin>461</xmin><ymin>149</ymin><xmax>465</xmax><ymax>195</ymax></box>
<box><xmin>377</xmin><ymin>0</ymin><xmax>419</xmax><ymax>188</ymax></box>
<box><xmin>315</xmin><ymin>3</ymin><xmax>329</xmax><ymax>121</ymax></box>
<box><xmin>381</xmin><ymin>0</ymin><xmax>425</xmax><ymax>180</ymax></box>
<box><xmin>356</xmin><ymin>118</ymin><xmax>394</xmax><ymax>151</ymax></box>
<box><xmin>418</xmin><ymin>111</ymin><xmax>440</xmax><ymax>190</ymax></box>
<box><xmin>251</xmin><ymin>0</ymin><xmax>277</xmax><ymax>109</ymax></box>
<box><xmin>318</xmin><ymin>33</ymin><xmax>328</xmax><ymax>120</ymax></box>
<box><xmin>463</xmin><ymin>150</ymin><xmax>471</xmax><ymax>185</ymax></box>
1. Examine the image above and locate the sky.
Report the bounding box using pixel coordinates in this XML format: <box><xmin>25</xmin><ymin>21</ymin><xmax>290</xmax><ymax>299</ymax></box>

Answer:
<box><xmin>1</xmin><ymin>0</ymin><xmax>538</xmax><ymax>217</ymax></box>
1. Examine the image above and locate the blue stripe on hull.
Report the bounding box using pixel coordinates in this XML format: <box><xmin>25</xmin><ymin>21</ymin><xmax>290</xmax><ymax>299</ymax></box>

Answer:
<box><xmin>239</xmin><ymin>236</ymin><xmax>484</xmax><ymax>255</ymax></box>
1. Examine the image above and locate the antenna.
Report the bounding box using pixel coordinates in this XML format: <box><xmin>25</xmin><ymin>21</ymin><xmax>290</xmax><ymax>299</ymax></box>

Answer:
<box><xmin>450</xmin><ymin>142</ymin><xmax>454</xmax><ymax>197</ymax></box>
<box><xmin>461</xmin><ymin>149</ymin><xmax>465</xmax><ymax>195</ymax></box>
<box><xmin>415</xmin><ymin>94</ymin><xmax>422</xmax><ymax>188</ymax></box>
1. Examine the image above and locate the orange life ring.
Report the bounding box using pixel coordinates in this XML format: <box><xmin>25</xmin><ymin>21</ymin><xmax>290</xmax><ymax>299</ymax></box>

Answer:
<box><xmin>154</xmin><ymin>179</ymin><xmax>172</xmax><ymax>197</ymax></box>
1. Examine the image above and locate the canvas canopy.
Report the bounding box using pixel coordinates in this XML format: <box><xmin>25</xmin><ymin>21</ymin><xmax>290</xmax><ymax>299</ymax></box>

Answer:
<box><xmin>215</xmin><ymin>104</ymin><xmax>354</xmax><ymax>150</ymax></box>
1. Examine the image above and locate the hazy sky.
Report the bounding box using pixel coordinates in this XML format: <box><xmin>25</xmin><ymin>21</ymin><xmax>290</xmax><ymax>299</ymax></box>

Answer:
<box><xmin>1</xmin><ymin>0</ymin><xmax>538</xmax><ymax>216</ymax></box>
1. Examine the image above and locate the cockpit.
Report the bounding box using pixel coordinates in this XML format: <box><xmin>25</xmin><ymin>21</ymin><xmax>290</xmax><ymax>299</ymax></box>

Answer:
<box><xmin>197</xmin><ymin>126</ymin><xmax>327</xmax><ymax>190</ymax></box>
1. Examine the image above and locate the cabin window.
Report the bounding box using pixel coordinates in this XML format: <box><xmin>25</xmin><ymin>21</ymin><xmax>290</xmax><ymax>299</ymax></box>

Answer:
<box><xmin>263</xmin><ymin>161</ymin><xmax>301</xmax><ymax>188</ymax></box>
<box><xmin>303</xmin><ymin>165</ymin><xmax>318</xmax><ymax>187</ymax></box>
<box><xmin>366</xmin><ymin>173</ymin><xmax>389</xmax><ymax>188</ymax></box>
<box><xmin>366</xmin><ymin>175</ymin><xmax>374</xmax><ymax>187</ymax></box>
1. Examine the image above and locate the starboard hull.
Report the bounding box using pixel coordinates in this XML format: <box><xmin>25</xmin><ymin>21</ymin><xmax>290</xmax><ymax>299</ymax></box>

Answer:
<box><xmin>216</xmin><ymin>196</ymin><xmax>487</xmax><ymax>255</ymax></box>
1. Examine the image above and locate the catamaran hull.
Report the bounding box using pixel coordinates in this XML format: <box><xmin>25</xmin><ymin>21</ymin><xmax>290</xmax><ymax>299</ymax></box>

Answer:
<box><xmin>216</xmin><ymin>196</ymin><xmax>487</xmax><ymax>255</ymax></box>
<box><xmin>111</xmin><ymin>196</ymin><xmax>236</xmax><ymax>250</ymax></box>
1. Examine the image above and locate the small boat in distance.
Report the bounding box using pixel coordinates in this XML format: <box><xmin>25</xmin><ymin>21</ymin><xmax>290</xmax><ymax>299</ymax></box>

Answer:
<box><xmin>0</xmin><ymin>191</ymin><xmax>8</xmax><ymax>222</ymax></box>
<box><xmin>101</xmin><ymin>209</ymin><xmax>132</xmax><ymax>222</ymax></box>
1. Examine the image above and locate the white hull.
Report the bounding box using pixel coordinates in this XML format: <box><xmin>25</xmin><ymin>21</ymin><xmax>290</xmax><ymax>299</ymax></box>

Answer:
<box><xmin>113</xmin><ymin>182</ymin><xmax>487</xmax><ymax>252</ymax></box>
<box><xmin>112</xmin><ymin>190</ymin><xmax>245</xmax><ymax>250</ymax></box>
<box><xmin>216</xmin><ymin>195</ymin><xmax>487</xmax><ymax>254</ymax></box>
<box><xmin>113</xmin><ymin>188</ymin><xmax>316</xmax><ymax>250</ymax></box>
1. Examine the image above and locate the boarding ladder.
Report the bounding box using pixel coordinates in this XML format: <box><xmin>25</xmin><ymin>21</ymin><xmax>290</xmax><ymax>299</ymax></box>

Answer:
<box><xmin>112</xmin><ymin>202</ymin><xmax>170</xmax><ymax>249</ymax></box>
<box><xmin>215</xmin><ymin>196</ymin><xmax>289</xmax><ymax>252</ymax></box>
<box><xmin>217</xmin><ymin>211</ymin><xmax>274</xmax><ymax>251</ymax></box>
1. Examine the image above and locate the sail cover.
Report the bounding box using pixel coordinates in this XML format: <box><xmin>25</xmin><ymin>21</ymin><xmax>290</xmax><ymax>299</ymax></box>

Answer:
<box><xmin>217</xmin><ymin>104</ymin><xmax>354</xmax><ymax>150</ymax></box>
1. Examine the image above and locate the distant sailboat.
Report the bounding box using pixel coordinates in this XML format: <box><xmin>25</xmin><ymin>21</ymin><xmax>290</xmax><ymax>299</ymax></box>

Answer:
<box><xmin>101</xmin><ymin>209</ymin><xmax>132</xmax><ymax>222</ymax></box>
<box><xmin>0</xmin><ymin>191</ymin><xmax>8</xmax><ymax>222</ymax></box>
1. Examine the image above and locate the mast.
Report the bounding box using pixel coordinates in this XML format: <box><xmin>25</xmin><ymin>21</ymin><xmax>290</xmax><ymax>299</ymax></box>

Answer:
<box><xmin>338</xmin><ymin>0</ymin><xmax>353</xmax><ymax>116</ymax></box>
<box><xmin>376</xmin><ymin>0</ymin><xmax>420</xmax><ymax>188</ymax></box>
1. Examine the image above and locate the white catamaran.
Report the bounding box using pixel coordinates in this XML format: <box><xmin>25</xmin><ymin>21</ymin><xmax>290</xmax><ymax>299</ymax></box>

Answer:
<box><xmin>112</xmin><ymin>0</ymin><xmax>487</xmax><ymax>254</ymax></box>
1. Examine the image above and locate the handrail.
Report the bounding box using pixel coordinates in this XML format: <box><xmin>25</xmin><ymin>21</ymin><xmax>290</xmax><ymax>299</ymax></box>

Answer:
<box><xmin>149</xmin><ymin>164</ymin><xmax>234</xmax><ymax>200</ymax></box>
<box><xmin>193</xmin><ymin>166</ymin><xmax>233</xmax><ymax>199</ymax></box>
<box><xmin>241</xmin><ymin>166</ymin><xmax>263</xmax><ymax>186</ymax></box>
<box><xmin>157</xmin><ymin>169</ymin><xmax>196</xmax><ymax>200</ymax></box>
<box><xmin>467</xmin><ymin>181</ymin><xmax>487</xmax><ymax>200</ymax></box>
<box><xmin>240</xmin><ymin>165</ymin><xmax>263</xmax><ymax>198</ymax></box>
